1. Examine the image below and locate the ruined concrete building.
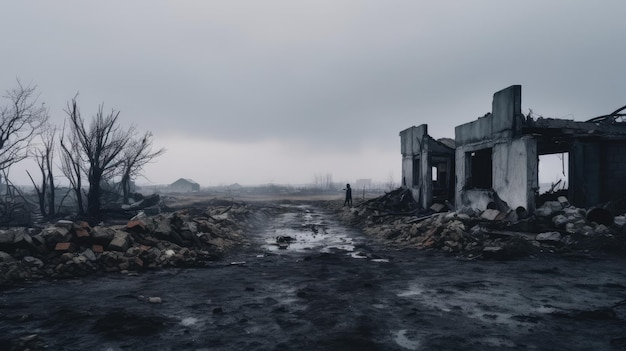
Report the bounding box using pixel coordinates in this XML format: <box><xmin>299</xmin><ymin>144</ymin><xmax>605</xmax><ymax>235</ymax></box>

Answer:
<box><xmin>400</xmin><ymin>124</ymin><xmax>455</xmax><ymax>209</ymax></box>
<box><xmin>401</xmin><ymin>85</ymin><xmax>626</xmax><ymax>214</ymax></box>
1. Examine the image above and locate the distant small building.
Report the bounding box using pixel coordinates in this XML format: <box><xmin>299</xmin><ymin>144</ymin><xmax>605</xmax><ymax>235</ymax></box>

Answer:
<box><xmin>170</xmin><ymin>178</ymin><xmax>200</xmax><ymax>192</ymax></box>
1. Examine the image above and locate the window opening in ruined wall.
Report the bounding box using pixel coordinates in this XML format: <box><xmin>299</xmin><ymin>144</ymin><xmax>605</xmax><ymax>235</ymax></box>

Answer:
<box><xmin>538</xmin><ymin>153</ymin><xmax>569</xmax><ymax>194</ymax></box>
<box><xmin>467</xmin><ymin>148</ymin><xmax>492</xmax><ymax>189</ymax></box>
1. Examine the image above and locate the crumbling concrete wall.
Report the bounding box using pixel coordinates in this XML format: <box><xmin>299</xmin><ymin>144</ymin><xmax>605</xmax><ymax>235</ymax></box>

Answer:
<box><xmin>400</xmin><ymin>125</ymin><xmax>431</xmax><ymax>208</ymax></box>
<box><xmin>455</xmin><ymin>85</ymin><xmax>536</xmax><ymax>212</ymax></box>
<box><xmin>492</xmin><ymin>136</ymin><xmax>537</xmax><ymax>212</ymax></box>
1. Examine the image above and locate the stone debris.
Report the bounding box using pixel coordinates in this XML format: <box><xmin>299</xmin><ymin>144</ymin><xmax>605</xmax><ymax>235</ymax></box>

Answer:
<box><xmin>340</xmin><ymin>192</ymin><xmax>626</xmax><ymax>260</ymax></box>
<box><xmin>536</xmin><ymin>232</ymin><xmax>562</xmax><ymax>243</ymax></box>
<box><xmin>0</xmin><ymin>201</ymin><xmax>258</xmax><ymax>286</ymax></box>
<box><xmin>148</xmin><ymin>296</ymin><xmax>162</xmax><ymax>304</ymax></box>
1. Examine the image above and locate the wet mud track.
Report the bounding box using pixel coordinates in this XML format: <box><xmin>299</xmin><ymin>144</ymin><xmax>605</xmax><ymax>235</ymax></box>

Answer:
<box><xmin>1</xmin><ymin>203</ymin><xmax>626</xmax><ymax>350</ymax></box>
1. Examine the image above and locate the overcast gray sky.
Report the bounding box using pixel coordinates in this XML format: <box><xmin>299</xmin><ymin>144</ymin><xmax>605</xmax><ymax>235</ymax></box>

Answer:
<box><xmin>2</xmin><ymin>1</ymin><xmax>625</xmax><ymax>186</ymax></box>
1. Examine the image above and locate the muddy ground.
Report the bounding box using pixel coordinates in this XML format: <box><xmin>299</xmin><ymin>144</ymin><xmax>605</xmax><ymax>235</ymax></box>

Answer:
<box><xmin>1</xmin><ymin>201</ymin><xmax>626</xmax><ymax>350</ymax></box>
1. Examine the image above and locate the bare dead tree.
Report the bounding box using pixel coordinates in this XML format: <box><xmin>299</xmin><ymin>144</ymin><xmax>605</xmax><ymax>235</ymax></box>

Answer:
<box><xmin>60</xmin><ymin>123</ymin><xmax>85</xmax><ymax>215</ymax></box>
<box><xmin>0</xmin><ymin>80</ymin><xmax>48</xmax><ymax>181</ymax></box>
<box><xmin>64</xmin><ymin>97</ymin><xmax>132</xmax><ymax>216</ymax></box>
<box><xmin>119</xmin><ymin>131</ymin><xmax>165</xmax><ymax>204</ymax></box>
<box><xmin>26</xmin><ymin>127</ymin><xmax>56</xmax><ymax>217</ymax></box>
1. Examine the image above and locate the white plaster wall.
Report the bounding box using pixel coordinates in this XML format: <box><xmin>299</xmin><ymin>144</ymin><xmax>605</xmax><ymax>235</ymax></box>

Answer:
<box><xmin>401</xmin><ymin>157</ymin><xmax>413</xmax><ymax>188</ymax></box>
<box><xmin>454</xmin><ymin>147</ymin><xmax>466</xmax><ymax>207</ymax></box>
<box><xmin>492</xmin><ymin>136</ymin><xmax>536</xmax><ymax>211</ymax></box>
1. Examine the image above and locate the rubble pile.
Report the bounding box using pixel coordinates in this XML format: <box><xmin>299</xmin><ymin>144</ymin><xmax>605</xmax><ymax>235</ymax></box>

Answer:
<box><xmin>340</xmin><ymin>192</ymin><xmax>626</xmax><ymax>260</ymax></box>
<box><xmin>361</xmin><ymin>187</ymin><xmax>420</xmax><ymax>216</ymax></box>
<box><xmin>0</xmin><ymin>202</ymin><xmax>258</xmax><ymax>285</ymax></box>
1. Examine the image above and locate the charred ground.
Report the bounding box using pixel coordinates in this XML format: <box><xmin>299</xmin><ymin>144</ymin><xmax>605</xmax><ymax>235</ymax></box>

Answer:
<box><xmin>1</xmin><ymin>194</ymin><xmax>625</xmax><ymax>350</ymax></box>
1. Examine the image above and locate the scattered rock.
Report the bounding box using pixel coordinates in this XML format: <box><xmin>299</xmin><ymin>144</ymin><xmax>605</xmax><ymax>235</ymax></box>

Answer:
<box><xmin>0</xmin><ymin>202</ymin><xmax>252</xmax><ymax>284</ymax></box>
<box><xmin>480</xmin><ymin>209</ymin><xmax>500</xmax><ymax>221</ymax></box>
<box><xmin>108</xmin><ymin>231</ymin><xmax>130</xmax><ymax>252</ymax></box>
<box><xmin>536</xmin><ymin>232</ymin><xmax>562</xmax><ymax>243</ymax></box>
<box><xmin>148</xmin><ymin>296</ymin><xmax>162</xmax><ymax>304</ymax></box>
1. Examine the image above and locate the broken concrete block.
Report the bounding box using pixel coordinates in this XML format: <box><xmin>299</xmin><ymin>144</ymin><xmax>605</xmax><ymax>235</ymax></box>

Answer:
<box><xmin>153</xmin><ymin>216</ymin><xmax>172</xmax><ymax>237</ymax></box>
<box><xmin>552</xmin><ymin>215</ymin><xmax>569</xmax><ymax>227</ymax></box>
<box><xmin>91</xmin><ymin>226</ymin><xmax>115</xmax><ymax>243</ymax></box>
<box><xmin>0</xmin><ymin>251</ymin><xmax>15</xmax><ymax>262</ymax></box>
<box><xmin>126</xmin><ymin>220</ymin><xmax>147</xmax><ymax>232</ymax></box>
<box><xmin>108</xmin><ymin>231</ymin><xmax>130</xmax><ymax>252</ymax></box>
<box><xmin>82</xmin><ymin>248</ymin><xmax>97</xmax><ymax>261</ymax></box>
<box><xmin>43</xmin><ymin>226</ymin><xmax>72</xmax><ymax>245</ymax></box>
<box><xmin>557</xmin><ymin>196</ymin><xmax>570</xmax><ymax>207</ymax></box>
<box><xmin>595</xmin><ymin>224</ymin><xmax>610</xmax><ymax>235</ymax></box>
<box><xmin>148</xmin><ymin>296</ymin><xmax>162</xmax><ymax>304</ymax></box>
<box><xmin>614</xmin><ymin>216</ymin><xmax>626</xmax><ymax>228</ymax></box>
<box><xmin>55</xmin><ymin>242</ymin><xmax>75</xmax><ymax>252</ymax></box>
<box><xmin>79</xmin><ymin>221</ymin><xmax>91</xmax><ymax>230</ymax></box>
<box><xmin>536</xmin><ymin>232</ymin><xmax>562</xmax><ymax>243</ymax></box>
<box><xmin>22</xmin><ymin>256</ymin><xmax>44</xmax><ymax>269</ymax></box>
<box><xmin>430</xmin><ymin>203</ymin><xmax>446</xmax><ymax>213</ymax></box>
<box><xmin>55</xmin><ymin>220</ymin><xmax>75</xmax><ymax>230</ymax></box>
<box><xmin>72</xmin><ymin>255</ymin><xmax>88</xmax><ymax>265</ymax></box>
<box><xmin>535</xmin><ymin>201</ymin><xmax>562</xmax><ymax>217</ymax></box>
<box><xmin>125</xmin><ymin>246</ymin><xmax>141</xmax><ymax>257</ymax></box>
<box><xmin>12</xmin><ymin>230</ymin><xmax>33</xmax><ymax>247</ymax></box>
<box><xmin>495</xmin><ymin>210</ymin><xmax>510</xmax><ymax>221</ymax></box>
<box><xmin>128</xmin><ymin>211</ymin><xmax>154</xmax><ymax>232</ymax></box>
<box><xmin>480</xmin><ymin>209</ymin><xmax>500</xmax><ymax>221</ymax></box>
<box><xmin>75</xmin><ymin>228</ymin><xmax>90</xmax><ymax>238</ymax></box>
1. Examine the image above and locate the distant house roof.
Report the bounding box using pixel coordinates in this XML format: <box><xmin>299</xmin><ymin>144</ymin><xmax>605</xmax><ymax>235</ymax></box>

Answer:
<box><xmin>169</xmin><ymin>178</ymin><xmax>200</xmax><ymax>192</ymax></box>
<box><xmin>171</xmin><ymin>178</ymin><xmax>199</xmax><ymax>186</ymax></box>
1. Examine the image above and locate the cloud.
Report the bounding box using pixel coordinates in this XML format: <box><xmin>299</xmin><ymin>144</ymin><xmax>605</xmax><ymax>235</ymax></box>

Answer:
<box><xmin>1</xmin><ymin>1</ymin><xmax>625</xmax><ymax>185</ymax></box>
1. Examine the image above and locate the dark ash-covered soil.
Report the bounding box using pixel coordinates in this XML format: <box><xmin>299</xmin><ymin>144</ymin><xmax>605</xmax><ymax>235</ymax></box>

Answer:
<box><xmin>1</xmin><ymin>202</ymin><xmax>625</xmax><ymax>350</ymax></box>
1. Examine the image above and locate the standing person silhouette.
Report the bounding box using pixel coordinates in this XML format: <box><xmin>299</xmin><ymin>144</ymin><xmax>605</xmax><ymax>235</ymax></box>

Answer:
<box><xmin>343</xmin><ymin>183</ymin><xmax>352</xmax><ymax>207</ymax></box>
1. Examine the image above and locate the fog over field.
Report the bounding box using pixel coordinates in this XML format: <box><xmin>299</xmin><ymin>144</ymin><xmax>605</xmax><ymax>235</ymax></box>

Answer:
<box><xmin>2</xmin><ymin>1</ymin><xmax>624</xmax><ymax>186</ymax></box>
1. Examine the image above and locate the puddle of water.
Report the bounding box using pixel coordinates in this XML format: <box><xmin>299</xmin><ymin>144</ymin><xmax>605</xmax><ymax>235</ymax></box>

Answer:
<box><xmin>393</xmin><ymin>329</ymin><xmax>420</xmax><ymax>350</ymax></box>
<box><xmin>260</xmin><ymin>207</ymin><xmax>359</xmax><ymax>254</ymax></box>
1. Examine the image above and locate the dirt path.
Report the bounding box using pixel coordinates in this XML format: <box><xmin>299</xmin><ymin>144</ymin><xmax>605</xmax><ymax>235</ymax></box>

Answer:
<box><xmin>1</xmin><ymin>202</ymin><xmax>625</xmax><ymax>350</ymax></box>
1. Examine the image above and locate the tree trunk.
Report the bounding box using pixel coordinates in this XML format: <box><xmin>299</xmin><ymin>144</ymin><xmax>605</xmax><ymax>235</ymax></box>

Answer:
<box><xmin>47</xmin><ymin>159</ymin><xmax>55</xmax><ymax>217</ymax></box>
<box><xmin>121</xmin><ymin>173</ymin><xmax>130</xmax><ymax>205</ymax></box>
<box><xmin>87</xmin><ymin>172</ymin><xmax>101</xmax><ymax>216</ymax></box>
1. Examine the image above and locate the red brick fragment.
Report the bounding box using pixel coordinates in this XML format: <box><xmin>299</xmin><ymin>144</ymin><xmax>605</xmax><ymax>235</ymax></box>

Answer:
<box><xmin>75</xmin><ymin>228</ymin><xmax>90</xmax><ymax>238</ymax></box>
<box><xmin>126</xmin><ymin>220</ymin><xmax>146</xmax><ymax>231</ymax></box>
<box><xmin>55</xmin><ymin>242</ymin><xmax>75</xmax><ymax>252</ymax></box>
<box><xmin>92</xmin><ymin>244</ymin><xmax>104</xmax><ymax>253</ymax></box>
